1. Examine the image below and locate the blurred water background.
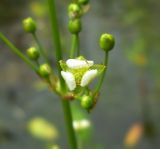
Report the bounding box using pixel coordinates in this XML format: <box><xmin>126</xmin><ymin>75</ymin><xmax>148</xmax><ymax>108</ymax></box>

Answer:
<box><xmin>0</xmin><ymin>0</ymin><xmax>160</xmax><ymax>149</ymax></box>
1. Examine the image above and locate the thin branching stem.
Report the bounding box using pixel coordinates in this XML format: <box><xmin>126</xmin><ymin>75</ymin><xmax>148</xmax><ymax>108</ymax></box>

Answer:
<box><xmin>94</xmin><ymin>52</ymin><xmax>108</xmax><ymax>94</ymax></box>
<box><xmin>48</xmin><ymin>1</ymin><xmax>77</xmax><ymax>149</ymax></box>
<box><xmin>48</xmin><ymin>0</ymin><xmax>63</xmax><ymax>75</ymax></box>
<box><xmin>0</xmin><ymin>32</ymin><xmax>38</xmax><ymax>72</ymax></box>
<box><xmin>70</xmin><ymin>34</ymin><xmax>79</xmax><ymax>58</ymax></box>
<box><xmin>32</xmin><ymin>33</ymin><xmax>49</xmax><ymax>64</ymax></box>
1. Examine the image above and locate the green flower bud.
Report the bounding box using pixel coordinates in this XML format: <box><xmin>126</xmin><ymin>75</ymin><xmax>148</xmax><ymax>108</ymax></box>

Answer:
<box><xmin>39</xmin><ymin>63</ymin><xmax>52</xmax><ymax>78</ymax></box>
<box><xmin>81</xmin><ymin>95</ymin><xmax>93</xmax><ymax>109</ymax></box>
<box><xmin>99</xmin><ymin>33</ymin><xmax>115</xmax><ymax>52</ymax></box>
<box><xmin>22</xmin><ymin>17</ymin><xmax>36</xmax><ymax>33</ymax></box>
<box><xmin>68</xmin><ymin>19</ymin><xmax>82</xmax><ymax>34</ymax></box>
<box><xmin>68</xmin><ymin>3</ymin><xmax>81</xmax><ymax>19</ymax></box>
<box><xmin>27</xmin><ymin>47</ymin><xmax>40</xmax><ymax>60</ymax></box>
<box><xmin>79</xmin><ymin>0</ymin><xmax>89</xmax><ymax>5</ymax></box>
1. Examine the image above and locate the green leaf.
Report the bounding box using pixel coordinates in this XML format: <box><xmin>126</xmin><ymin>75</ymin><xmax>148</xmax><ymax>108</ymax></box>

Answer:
<box><xmin>59</xmin><ymin>60</ymin><xmax>68</xmax><ymax>71</ymax></box>
<box><xmin>90</xmin><ymin>64</ymin><xmax>106</xmax><ymax>75</ymax></box>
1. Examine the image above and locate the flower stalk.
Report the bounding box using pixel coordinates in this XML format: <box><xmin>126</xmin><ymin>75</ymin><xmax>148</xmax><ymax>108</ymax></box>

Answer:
<box><xmin>48</xmin><ymin>0</ymin><xmax>77</xmax><ymax>149</ymax></box>
<box><xmin>32</xmin><ymin>33</ymin><xmax>49</xmax><ymax>64</ymax></box>
<box><xmin>70</xmin><ymin>34</ymin><xmax>79</xmax><ymax>58</ymax></box>
<box><xmin>94</xmin><ymin>52</ymin><xmax>108</xmax><ymax>94</ymax></box>
<box><xmin>0</xmin><ymin>32</ymin><xmax>38</xmax><ymax>72</ymax></box>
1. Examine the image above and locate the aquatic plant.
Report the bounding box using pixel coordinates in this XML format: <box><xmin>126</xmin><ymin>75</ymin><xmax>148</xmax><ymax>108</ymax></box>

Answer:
<box><xmin>0</xmin><ymin>0</ymin><xmax>115</xmax><ymax>148</ymax></box>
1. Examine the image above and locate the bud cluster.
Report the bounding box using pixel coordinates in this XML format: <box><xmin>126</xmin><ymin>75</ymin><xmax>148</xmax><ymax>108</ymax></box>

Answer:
<box><xmin>22</xmin><ymin>17</ymin><xmax>53</xmax><ymax>83</ymax></box>
<box><xmin>15</xmin><ymin>2</ymin><xmax>115</xmax><ymax>112</ymax></box>
<box><xmin>68</xmin><ymin>0</ymin><xmax>90</xmax><ymax>34</ymax></box>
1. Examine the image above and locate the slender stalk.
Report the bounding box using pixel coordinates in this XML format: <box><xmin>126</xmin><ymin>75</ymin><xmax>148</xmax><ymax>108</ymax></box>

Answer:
<box><xmin>32</xmin><ymin>33</ymin><xmax>49</xmax><ymax>63</ymax></box>
<box><xmin>70</xmin><ymin>34</ymin><xmax>79</xmax><ymax>58</ymax></box>
<box><xmin>94</xmin><ymin>52</ymin><xmax>108</xmax><ymax>93</ymax></box>
<box><xmin>0</xmin><ymin>32</ymin><xmax>38</xmax><ymax>72</ymax></box>
<box><xmin>62</xmin><ymin>100</ymin><xmax>77</xmax><ymax>149</ymax></box>
<box><xmin>48</xmin><ymin>0</ymin><xmax>77</xmax><ymax>149</ymax></box>
<box><xmin>76</xmin><ymin>34</ymin><xmax>80</xmax><ymax>56</ymax></box>
<box><xmin>48</xmin><ymin>0</ymin><xmax>63</xmax><ymax>76</ymax></box>
<box><xmin>78</xmin><ymin>138</ymin><xmax>83</xmax><ymax>149</ymax></box>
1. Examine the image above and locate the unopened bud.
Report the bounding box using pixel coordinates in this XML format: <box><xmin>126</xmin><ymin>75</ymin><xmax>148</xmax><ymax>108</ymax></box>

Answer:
<box><xmin>68</xmin><ymin>19</ymin><xmax>82</xmax><ymax>34</ymax></box>
<box><xmin>22</xmin><ymin>17</ymin><xmax>36</xmax><ymax>33</ymax></box>
<box><xmin>81</xmin><ymin>95</ymin><xmax>93</xmax><ymax>109</ymax></box>
<box><xmin>99</xmin><ymin>33</ymin><xmax>115</xmax><ymax>52</ymax></box>
<box><xmin>68</xmin><ymin>3</ymin><xmax>81</xmax><ymax>19</ymax></box>
<box><xmin>39</xmin><ymin>63</ymin><xmax>52</xmax><ymax>78</ymax></box>
<box><xmin>27</xmin><ymin>47</ymin><xmax>40</xmax><ymax>60</ymax></box>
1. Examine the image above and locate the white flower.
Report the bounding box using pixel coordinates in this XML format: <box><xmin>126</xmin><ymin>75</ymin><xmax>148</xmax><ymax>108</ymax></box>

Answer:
<box><xmin>80</xmin><ymin>119</ymin><xmax>91</xmax><ymax>128</ymax></box>
<box><xmin>80</xmin><ymin>69</ymin><xmax>98</xmax><ymax>87</ymax></box>
<box><xmin>66</xmin><ymin>59</ymin><xmax>94</xmax><ymax>69</ymax></box>
<box><xmin>73</xmin><ymin>121</ymin><xmax>80</xmax><ymax>130</ymax></box>
<box><xmin>73</xmin><ymin>119</ymin><xmax>91</xmax><ymax>131</ymax></box>
<box><xmin>60</xmin><ymin>57</ymin><xmax>104</xmax><ymax>91</ymax></box>
<box><xmin>61</xmin><ymin>71</ymin><xmax>76</xmax><ymax>91</ymax></box>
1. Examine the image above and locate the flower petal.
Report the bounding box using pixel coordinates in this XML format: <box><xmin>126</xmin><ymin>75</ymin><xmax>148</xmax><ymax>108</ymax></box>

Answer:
<box><xmin>80</xmin><ymin>69</ymin><xmax>98</xmax><ymax>87</ymax></box>
<box><xmin>61</xmin><ymin>71</ymin><xmax>76</xmax><ymax>91</ymax></box>
<box><xmin>66</xmin><ymin>59</ymin><xmax>94</xmax><ymax>69</ymax></box>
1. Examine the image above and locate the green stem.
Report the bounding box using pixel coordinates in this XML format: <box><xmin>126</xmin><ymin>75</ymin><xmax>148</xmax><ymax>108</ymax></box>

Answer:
<box><xmin>48</xmin><ymin>0</ymin><xmax>63</xmax><ymax>76</ymax></box>
<box><xmin>32</xmin><ymin>33</ymin><xmax>49</xmax><ymax>64</ymax></box>
<box><xmin>78</xmin><ymin>138</ymin><xmax>83</xmax><ymax>149</ymax></box>
<box><xmin>48</xmin><ymin>1</ymin><xmax>77</xmax><ymax>149</ymax></box>
<box><xmin>94</xmin><ymin>52</ymin><xmax>108</xmax><ymax>94</ymax></box>
<box><xmin>70</xmin><ymin>34</ymin><xmax>79</xmax><ymax>58</ymax></box>
<box><xmin>76</xmin><ymin>34</ymin><xmax>80</xmax><ymax>56</ymax></box>
<box><xmin>62</xmin><ymin>100</ymin><xmax>77</xmax><ymax>149</ymax></box>
<box><xmin>0</xmin><ymin>32</ymin><xmax>38</xmax><ymax>72</ymax></box>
